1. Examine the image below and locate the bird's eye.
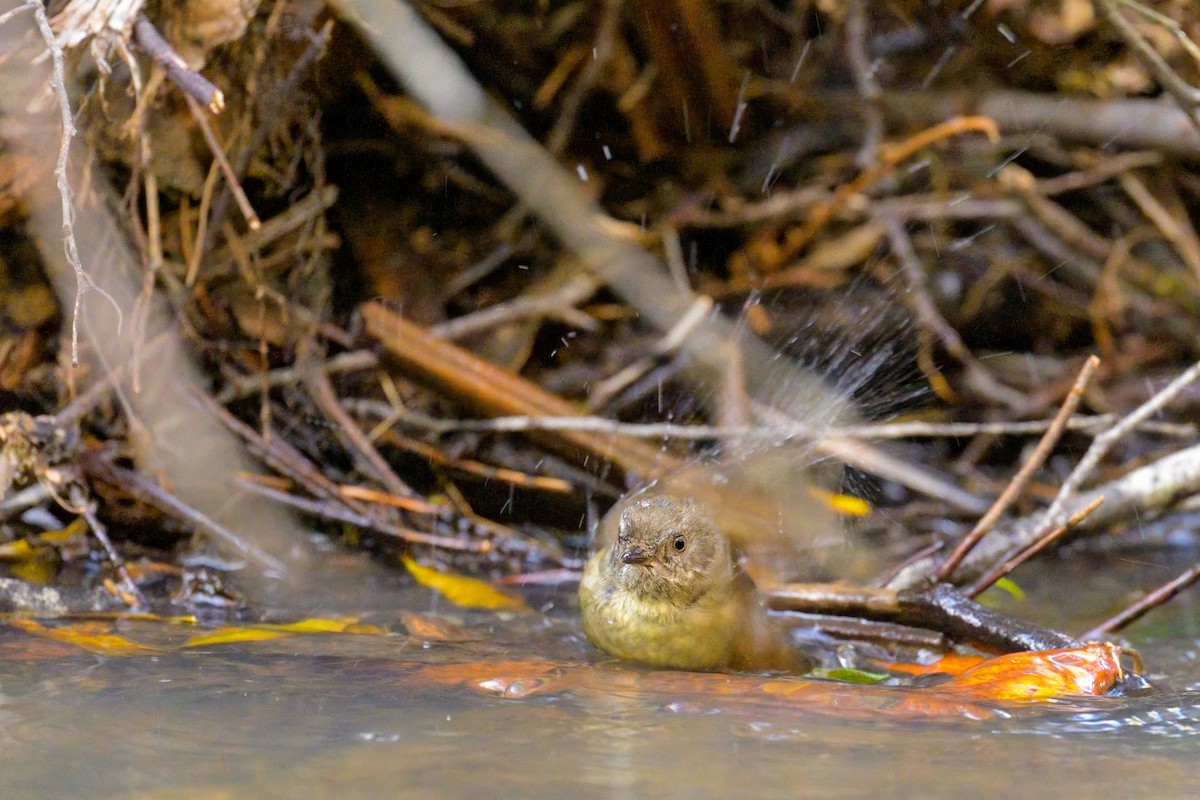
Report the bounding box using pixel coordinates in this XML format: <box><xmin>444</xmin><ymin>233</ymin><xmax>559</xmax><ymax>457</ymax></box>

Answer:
<box><xmin>672</xmin><ymin>536</ymin><xmax>686</xmax><ymax>552</ymax></box>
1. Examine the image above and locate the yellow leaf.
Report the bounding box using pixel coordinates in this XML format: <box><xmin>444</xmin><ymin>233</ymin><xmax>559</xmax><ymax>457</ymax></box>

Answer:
<box><xmin>402</xmin><ymin>557</ymin><xmax>527</xmax><ymax>611</ymax></box>
<box><xmin>262</xmin><ymin>616</ymin><xmax>369</xmax><ymax>634</ymax></box>
<box><xmin>807</xmin><ymin>486</ymin><xmax>871</xmax><ymax>517</ymax></box>
<box><xmin>9</xmin><ymin>618</ymin><xmax>164</xmax><ymax>656</ymax></box>
<box><xmin>183</xmin><ymin>627</ymin><xmax>288</xmax><ymax>647</ymax></box>
<box><xmin>181</xmin><ymin>616</ymin><xmax>388</xmax><ymax>647</ymax></box>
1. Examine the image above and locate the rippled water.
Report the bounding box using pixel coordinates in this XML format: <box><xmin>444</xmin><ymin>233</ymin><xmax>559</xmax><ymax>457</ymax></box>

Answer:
<box><xmin>2</xmin><ymin>549</ymin><xmax>1200</xmax><ymax>800</ymax></box>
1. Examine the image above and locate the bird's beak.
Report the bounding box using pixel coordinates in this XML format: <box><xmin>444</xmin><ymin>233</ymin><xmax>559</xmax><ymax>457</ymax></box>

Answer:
<box><xmin>620</xmin><ymin>546</ymin><xmax>649</xmax><ymax>565</ymax></box>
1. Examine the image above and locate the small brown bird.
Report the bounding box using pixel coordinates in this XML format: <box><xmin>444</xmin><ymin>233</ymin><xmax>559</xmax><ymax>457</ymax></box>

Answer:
<box><xmin>579</xmin><ymin>493</ymin><xmax>810</xmax><ymax>673</ymax></box>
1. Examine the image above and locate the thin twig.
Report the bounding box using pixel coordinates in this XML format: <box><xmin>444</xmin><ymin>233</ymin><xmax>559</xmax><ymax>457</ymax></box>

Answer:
<box><xmin>82</xmin><ymin>453</ymin><xmax>287</xmax><ymax>577</ymax></box>
<box><xmin>21</xmin><ymin>1</ymin><xmax>123</xmax><ymax>365</ymax></box>
<box><xmin>182</xmin><ymin>94</ymin><xmax>261</xmax><ymax>232</ymax></box>
<box><xmin>1043</xmin><ymin>357</ymin><xmax>1200</xmax><ymax>525</ymax></box>
<box><xmin>1082</xmin><ymin>556</ymin><xmax>1200</xmax><ymax>639</ymax></box>
<box><xmin>132</xmin><ymin>14</ymin><xmax>225</xmax><ymax>113</ymax></box>
<box><xmin>377</xmin><ymin>409</ymin><xmax>1192</xmax><ymax>441</ymax></box>
<box><xmin>303</xmin><ymin>365</ymin><xmax>419</xmax><ymax>499</ymax></box>
<box><xmin>966</xmin><ymin>495</ymin><xmax>1105</xmax><ymax>597</ymax></box>
<box><xmin>937</xmin><ymin>355</ymin><xmax>1100</xmax><ymax>580</ymax></box>
<box><xmin>73</xmin><ymin>487</ymin><xmax>149</xmax><ymax>609</ymax></box>
<box><xmin>1097</xmin><ymin>0</ymin><xmax>1200</xmax><ymax>135</ymax></box>
<box><xmin>233</xmin><ymin>478</ymin><xmax>488</xmax><ymax>552</ymax></box>
<box><xmin>846</xmin><ymin>0</ymin><xmax>883</xmax><ymax>167</ymax></box>
<box><xmin>884</xmin><ymin>215</ymin><xmax>1026</xmax><ymax>409</ymax></box>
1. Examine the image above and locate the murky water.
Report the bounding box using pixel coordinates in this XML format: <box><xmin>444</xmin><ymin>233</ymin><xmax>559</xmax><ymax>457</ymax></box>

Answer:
<box><xmin>2</xmin><ymin>549</ymin><xmax>1200</xmax><ymax>800</ymax></box>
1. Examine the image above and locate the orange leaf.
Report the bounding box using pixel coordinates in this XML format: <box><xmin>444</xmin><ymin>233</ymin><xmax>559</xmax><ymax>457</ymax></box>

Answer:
<box><xmin>879</xmin><ymin>652</ymin><xmax>987</xmax><ymax>676</ymax></box>
<box><xmin>939</xmin><ymin>643</ymin><xmax>1124</xmax><ymax>701</ymax></box>
<box><xmin>399</xmin><ymin>611</ymin><xmax>472</xmax><ymax>642</ymax></box>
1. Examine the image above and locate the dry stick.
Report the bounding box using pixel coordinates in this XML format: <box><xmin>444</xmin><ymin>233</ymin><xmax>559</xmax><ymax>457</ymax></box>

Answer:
<box><xmin>884</xmin><ymin>216</ymin><xmax>1026</xmax><ymax>410</ymax></box>
<box><xmin>199</xmin><ymin>390</ymin><xmax>397</xmax><ymax>518</ymax></box>
<box><xmin>589</xmin><ymin>295</ymin><xmax>714</xmax><ymax>410</ymax></box>
<box><xmin>936</xmin><ymin>355</ymin><xmax>1100</xmax><ymax>581</ymax></box>
<box><xmin>428</xmin><ymin>272</ymin><xmax>599</xmax><ymax>340</ymax></box>
<box><xmin>879</xmin><ymin>89</ymin><xmax>1200</xmax><ymax>156</ymax></box>
<box><xmin>1043</xmin><ymin>357</ymin><xmax>1200</xmax><ymax>527</ymax></box>
<box><xmin>816</xmin><ymin>434</ymin><xmax>990</xmax><ymax>515</ymax></box>
<box><xmin>544</xmin><ymin>0</ymin><xmax>622</xmax><ymax>154</ymax></box>
<box><xmin>302</xmin><ymin>366</ymin><xmax>419</xmax><ymax>500</ymax></box>
<box><xmin>1096</xmin><ymin>0</ymin><xmax>1200</xmax><ymax>135</ymax></box>
<box><xmin>131</xmin><ymin>15</ymin><xmax>225</xmax><ymax>113</ymax></box>
<box><xmin>216</xmin><ymin>349</ymin><xmax>379</xmax><ymax>404</ymax></box>
<box><xmin>768</xmin><ymin>582</ymin><xmax>1078</xmax><ymax>653</ymax></box>
<box><xmin>182</xmin><ymin>94</ymin><xmax>261</xmax><ymax>233</ymax></box>
<box><xmin>846</xmin><ymin>0</ymin><xmax>883</xmax><ymax>168</ymax></box>
<box><xmin>233</xmin><ymin>477</ymin><xmax>487</xmax><ymax>553</ymax></box>
<box><xmin>1082</xmin><ymin>559</ymin><xmax>1200</xmax><ymax>640</ymax></box>
<box><xmin>20</xmin><ymin>0</ymin><xmax>123</xmax><ymax>365</ymax></box>
<box><xmin>965</xmin><ymin>495</ymin><xmax>1106</xmax><ymax>598</ymax></box>
<box><xmin>396</xmin><ymin>412</ymin><xmax>1193</xmax><ymax>441</ymax></box>
<box><xmin>1117</xmin><ymin>171</ymin><xmax>1200</xmax><ymax>282</ymax></box>
<box><xmin>777</xmin><ymin>613</ymin><xmax>948</xmax><ymax>650</ymax></box>
<box><xmin>362</xmin><ymin>302</ymin><xmax>681</xmax><ymax>481</ymax></box>
<box><xmin>889</xmin><ymin>441</ymin><xmax>1200</xmax><ymax>590</ymax></box>
<box><xmin>68</xmin><ymin>485</ymin><xmax>149</xmax><ymax>609</ymax></box>
<box><xmin>82</xmin><ymin>453</ymin><xmax>287</xmax><ymax>576</ymax></box>
<box><xmin>788</xmin><ymin>116</ymin><xmax>1000</xmax><ymax>256</ymax></box>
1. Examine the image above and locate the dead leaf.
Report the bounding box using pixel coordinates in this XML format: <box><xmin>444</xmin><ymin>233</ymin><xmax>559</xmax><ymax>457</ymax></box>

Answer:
<box><xmin>939</xmin><ymin>642</ymin><xmax>1124</xmax><ymax>701</ymax></box>
<box><xmin>402</xmin><ymin>556</ymin><xmax>527</xmax><ymax>611</ymax></box>
<box><xmin>8</xmin><ymin>617</ymin><xmax>164</xmax><ymax>656</ymax></box>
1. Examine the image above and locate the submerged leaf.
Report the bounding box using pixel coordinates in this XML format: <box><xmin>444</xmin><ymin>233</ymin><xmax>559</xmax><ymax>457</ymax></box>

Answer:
<box><xmin>808</xmin><ymin>667</ymin><xmax>888</xmax><ymax>684</ymax></box>
<box><xmin>940</xmin><ymin>643</ymin><xmax>1124</xmax><ymax>701</ymax></box>
<box><xmin>8</xmin><ymin>618</ymin><xmax>164</xmax><ymax>656</ymax></box>
<box><xmin>402</xmin><ymin>556</ymin><xmax>527</xmax><ymax>611</ymax></box>
<box><xmin>183</xmin><ymin>616</ymin><xmax>388</xmax><ymax>647</ymax></box>
<box><xmin>183</xmin><ymin>627</ymin><xmax>289</xmax><ymax>647</ymax></box>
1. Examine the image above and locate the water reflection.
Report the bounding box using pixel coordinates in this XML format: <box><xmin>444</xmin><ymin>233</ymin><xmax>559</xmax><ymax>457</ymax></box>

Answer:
<box><xmin>0</xmin><ymin>556</ymin><xmax>1198</xmax><ymax>799</ymax></box>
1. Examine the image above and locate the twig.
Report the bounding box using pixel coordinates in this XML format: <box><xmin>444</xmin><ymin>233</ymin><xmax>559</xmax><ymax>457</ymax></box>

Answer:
<box><xmin>544</xmin><ymin>0</ymin><xmax>622</xmax><ymax>154</ymax></box>
<box><xmin>233</xmin><ymin>477</ymin><xmax>488</xmax><ymax>552</ymax></box>
<box><xmin>1043</xmin><ymin>357</ymin><xmax>1200</xmax><ymax>525</ymax></box>
<box><xmin>428</xmin><ymin>272</ymin><xmax>599</xmax><ymax>340</ymax></box>
<box><xmin>215</xmin><ymin>349</ymin><xmax>379</xmax><ymax>404</ymax></box>
<box><xmin>82</xmin><ymin>452</ymin><xmax>287</xmax><ymax>577</ymax></box>
<box><xmin>965</xmin><ymin>495</ymin><xmax>1105</xmax><ymax>597</ymax></box>
<box><xmin>767</xmin><ymin>583</ymin><xmax>1078</xmax><ymax>653</ymax></box>
<box><xmin>846</xmin><ymin>0</ymin><xmax>883</xmax><ymax>167</ymax></box>
<box><xmin>182</xmin><ymin>93</ymin><xmax>261</xmax><ymax>232</ymax></box>
<box><xmin>302</xmin><ymin>365</ymin><xmax>418</xmax><ymax>499</ymax></box>
<box><xmin>378</xmin><ymin>410</ymin><xmax>1193</xmax><ymax>442</ymax></box>
<box><xmin>362</xmin><ymin>302</ymin><xmax>681</xmax><ymax>480</ymax></box>
<box><xmin>884</xmin><ymin>216</ymin><xmax>1026</xmax><ymax>409</ymax></box>
<box><xmin>131</xmin><ymin>14</ymin><xmax>225</xmax><ymax>113</ymax></box>
<box><xmin>786</xmin><ymin>116</ymin><xmax>1000</xmax><ymax>257</ymax></box>
<box><xmin>888</xmin><ymin>441</ymin><xmax>1200</xmax><ymax>589</ymax></box>
<box><xmin>1082</xmin><ymin>557</ymin><xmax>1200</xmax><ymax>640</ymax></box>
<box><xmin>589</xmin><ymin>295</ymin><xmax>713</xmax><ymax>409</ymax></box>
<box><xmin>20</xmin><ymin>1</ymin><xmax>123</xmax><ymax>365</ymax></box>
<box><xmin>815</xmin><ymin>434</ymin><xmax>990</xmax><ymax>515</ymax></box>
<box><xmin>936</xmin><ymin>355</ymin><xmax>1100</xmax><ymax>580</ymax></box>
<box><xmin>72</xmin><ymin>486</ymin><xmax>149</xmax><ymax>609</ymax></box>
<box><xmin>1096</xmin><ymin>0</ymin><xmax>1200</xmax><ymax>136</ymax></box>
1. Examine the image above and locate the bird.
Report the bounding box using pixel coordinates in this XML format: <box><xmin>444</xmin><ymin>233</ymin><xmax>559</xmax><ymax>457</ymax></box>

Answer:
<box><xmin>579</xmin><ymin>493</ymin><xmax>811</xmax><ymax>673</ymax></box>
